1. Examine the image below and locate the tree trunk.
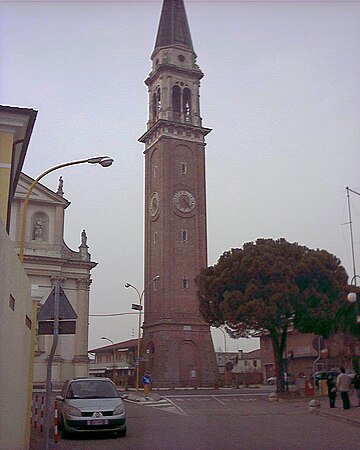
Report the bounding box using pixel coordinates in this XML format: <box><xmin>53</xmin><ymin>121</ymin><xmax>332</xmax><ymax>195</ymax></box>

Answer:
<box><xmin>270</xmin><ymin>327</ymin><xmax>288</xmax><ymax>392</ymax></box>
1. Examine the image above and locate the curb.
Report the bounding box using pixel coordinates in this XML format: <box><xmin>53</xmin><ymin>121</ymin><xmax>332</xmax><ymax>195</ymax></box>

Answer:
<box><xmin>317</xmin><ymin>409</ymin><xmax>360</xmax><ymax>427</ymax></box>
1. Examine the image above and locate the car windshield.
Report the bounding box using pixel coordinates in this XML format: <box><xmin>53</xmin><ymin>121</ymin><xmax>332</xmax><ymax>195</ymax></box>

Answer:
<box><xmin>66</xmin><ymin>380</ymin><xmax>119</xmax><ymax>399</ymax></box>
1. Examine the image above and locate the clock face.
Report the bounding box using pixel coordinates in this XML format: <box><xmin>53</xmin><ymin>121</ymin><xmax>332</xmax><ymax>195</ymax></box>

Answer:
<box><xmin>149</xmin><ymin>192</ymin><xmax>160</xmax><ymax>216</ymax></box>
<box><xmin>173</xmin><ymin>190</ymin><xmax>195</xmax><ymax>213</ymax></box>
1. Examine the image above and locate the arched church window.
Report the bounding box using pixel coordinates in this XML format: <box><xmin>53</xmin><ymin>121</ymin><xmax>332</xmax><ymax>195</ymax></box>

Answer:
<box><xmin>31</xmin><ymin>211</ymin><xmax>49</xmax><ymax>242</ymax></box>
<box><xmin>172</xmin><ymin>85</ymin><xmax>181</xmax><ymax>120</ymax></box>
<box><xmin>152</xmin><ymin>93</ymin><xmax>157</xmax><ymax>120</ymax></box>
<box><xmin>156</xmin><ymin>88</ymin><xmax>161</xmax><ymax>112</ymax></box>
<box><xmin>183</xmin><ymin>88</ymin><xmax>191</xmax><ymax>122</ymax></box>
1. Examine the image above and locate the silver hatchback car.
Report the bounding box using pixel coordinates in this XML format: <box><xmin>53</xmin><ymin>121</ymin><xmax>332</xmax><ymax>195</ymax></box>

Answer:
<box><xmin>57</xmin><ymin>377</ymin><xmax>126</xmax><ymax>437</ymax></box>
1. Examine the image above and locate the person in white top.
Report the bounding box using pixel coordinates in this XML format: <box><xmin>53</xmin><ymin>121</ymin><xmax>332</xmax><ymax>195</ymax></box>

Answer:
<box><xmin>336</xmin><ymin>367</ymin><xmax>351</xmax><ymax>410</ymax></box>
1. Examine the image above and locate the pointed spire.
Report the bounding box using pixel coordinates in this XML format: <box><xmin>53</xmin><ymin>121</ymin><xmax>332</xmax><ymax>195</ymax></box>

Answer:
<box><xmin>154</xmin><ymin>0</ymin><xmax>194</xmax><ymax>52</ymax></box>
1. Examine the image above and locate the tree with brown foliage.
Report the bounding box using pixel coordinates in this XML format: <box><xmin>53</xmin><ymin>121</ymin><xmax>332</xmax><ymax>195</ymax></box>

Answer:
<box><xmin>196</xmin><ymin>238</ymin><xmax>349</xmax><ymax>392</ymax></box>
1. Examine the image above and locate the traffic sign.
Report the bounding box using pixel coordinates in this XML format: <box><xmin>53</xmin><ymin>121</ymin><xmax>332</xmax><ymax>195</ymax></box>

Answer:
<box><xmin>312</xmin><ymin>336</ymin><xmax>324</xmax><ymax>351</ymax></box>
<box><xmin>131</xmin><ymin>304</ymin><xmax>142</xmax><ymax>311</ymax></box>
<box><xmin>38</xmin><ymin>320</ymin><xmax>76</xmax><ymax>335</ymax></box>
<box><xmin>38</xmin><ymin>286</ymin><xmax>77</xmax><ymax>321</ymax></box>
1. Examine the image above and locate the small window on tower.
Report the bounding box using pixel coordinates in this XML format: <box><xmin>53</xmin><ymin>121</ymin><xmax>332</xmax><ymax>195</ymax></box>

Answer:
<box><xmin>181</xmin><ymin>229</ymin><xmax>188</xmax><ymax>242</ymax></box>
<box><xmin>153</xmin><ymin>277</ymin><xmax>159</xmax><ymax>291</ymax></box>
<box><xmin>153</xmin><ymin>165</ymin><xmax>158</xmax><ymax>178</ymax></box>
<box><xmin>180</xmin><ymin>162</ymin><xmax>187</xmax><ymax>175</ymax></box>
<box><xmin>181</xmin><ymin>278</ymin><xmax>189</xmax><ymax>290</ymax></box>
<box><xmin>154</xmin><ymin>231</ymin><xmax>157</xmax><ymax>245</ymax></box>
<box><xmin>9</xmin><ymin>294</ymin><xmax>15</xmax><ymax>311</ymax></box>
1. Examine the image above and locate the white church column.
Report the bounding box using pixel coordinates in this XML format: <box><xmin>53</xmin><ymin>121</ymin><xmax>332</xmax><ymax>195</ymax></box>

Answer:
<box><xmin>73</xmin><ymin>277</ymin><xmax>91</xmax><ymax>377</ymax></box>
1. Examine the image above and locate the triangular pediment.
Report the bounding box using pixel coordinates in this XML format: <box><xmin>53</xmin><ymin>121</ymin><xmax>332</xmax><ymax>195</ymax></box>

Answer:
<box><xmin>15</xmin><ymin>172</ymin><xmax>70</xmax><ymax>207</ymax></box>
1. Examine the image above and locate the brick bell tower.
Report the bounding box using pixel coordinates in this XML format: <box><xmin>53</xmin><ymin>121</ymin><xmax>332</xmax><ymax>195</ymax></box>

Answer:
<box><xmin>138</xmin><ymin>0</ymin><xmax>218</xmax><ymax>387</ymax></box>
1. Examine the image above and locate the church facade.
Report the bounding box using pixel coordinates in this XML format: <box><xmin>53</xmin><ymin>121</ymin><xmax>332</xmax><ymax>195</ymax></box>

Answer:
<box><xmin>139</xmin><ymin>0</ymin><xmax>218</xmax><ymax>387</ymax></box>
<box><xmin>10</xmin><ymin>173</ymin><xmax>96</xmax><ymax>386</ymax></box>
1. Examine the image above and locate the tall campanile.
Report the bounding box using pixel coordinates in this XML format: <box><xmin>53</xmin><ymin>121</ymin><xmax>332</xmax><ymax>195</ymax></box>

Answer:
<box><xmin>139</xmin><ymin>0</ymin><xmax>218</xmax><ymax>387</ymax></box>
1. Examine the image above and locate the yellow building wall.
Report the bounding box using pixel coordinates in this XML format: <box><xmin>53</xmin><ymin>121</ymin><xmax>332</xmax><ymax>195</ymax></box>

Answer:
<box><xmin>0</xmin><ymin>220</ymin><xmax>32</xmax><ymax>450</ymax></box>
<box><xmin>0</xmin><ymin>131</ymin><xmax>13</xmax><ymax>224</ymax></box>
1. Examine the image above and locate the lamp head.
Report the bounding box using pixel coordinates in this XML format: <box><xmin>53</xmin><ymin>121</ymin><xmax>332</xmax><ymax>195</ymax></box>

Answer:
<box><xmin>348</xmin><ymin>292</ymin><xmax>357</xmax><ymax>303</ymax></box>
<box><xmin>124</xmin><ymin>283</ymin><xmax>131</xmax><ymax>288</ymax></box>
<box><xmin>87</xmin><ymin>156</ymin><xmax>114</xmax><ymax>167</ymax></box>
<box><xmin>99</xmin><ymin>158</ymin><xmax>114</xmax><ymax>167</ymax></box>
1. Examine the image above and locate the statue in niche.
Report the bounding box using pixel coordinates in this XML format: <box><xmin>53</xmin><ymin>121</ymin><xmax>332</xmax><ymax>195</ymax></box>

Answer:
<box><xmin>34</xmin><ymin>218</ymin><xmax>44</xmax><ymax>240</ymax></box>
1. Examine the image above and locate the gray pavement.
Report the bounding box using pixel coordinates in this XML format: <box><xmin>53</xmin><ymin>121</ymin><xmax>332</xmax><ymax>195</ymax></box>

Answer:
<box><xmin>317</xmin><ymin>389</ymin><xmax>360</xmax><ymax>426</ymax></box>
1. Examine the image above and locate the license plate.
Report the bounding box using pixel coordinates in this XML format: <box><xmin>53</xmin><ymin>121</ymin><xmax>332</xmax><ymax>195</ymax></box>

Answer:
<box><xmin>88</xmin><ymin>419</ymin><xmax>107</xmax><ymax>426</ymax></box>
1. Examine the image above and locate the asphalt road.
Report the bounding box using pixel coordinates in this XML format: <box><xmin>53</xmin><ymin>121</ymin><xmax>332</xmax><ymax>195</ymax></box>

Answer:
<box><xmin>30</xmin><ymin>388</ymin><xmax>360</xmax><ymax>450</ymax></box>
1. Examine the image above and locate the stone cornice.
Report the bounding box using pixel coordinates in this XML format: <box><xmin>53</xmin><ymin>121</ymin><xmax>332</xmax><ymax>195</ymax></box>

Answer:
<box><xmin>145</xmin><ymin>62</ymin><xmax>203</xmax><ymax>86</ymax></box>
<box><xmin>139</xmin><ymin>119</ymin><xmax>211</xmax><ymax>150</ymax></box>
<box><xmin>23</xmin><ymin>254</ymin><xmax>97</xmax><ymax>270</ymax></box>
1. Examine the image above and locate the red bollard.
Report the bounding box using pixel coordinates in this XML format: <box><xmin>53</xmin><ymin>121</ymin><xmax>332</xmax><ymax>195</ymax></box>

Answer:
<box><xmin>39</xmin><ymin>396</ymin><xmax>44</xmax><ymax>432</ymax></box>
<box><xmin>34</xmin><ymin>394</ymin><xmax>38</xmax><ymax>429</ymax></box>
<box><xmin>54</xmin><ymin>399</ymin><xmax>58</xmax><ymax>443</ymax></box>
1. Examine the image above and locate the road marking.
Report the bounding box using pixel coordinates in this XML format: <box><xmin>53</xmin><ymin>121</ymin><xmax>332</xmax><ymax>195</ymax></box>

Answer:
<box><xmin>213</xmin><ymin>396</ymin><xmax>226</xmax><ymax>405</ymax></box>
<box><xmin>125</xmin><ymin>397</ymin><xmax>187</xmax><ymax>416</ymax></box>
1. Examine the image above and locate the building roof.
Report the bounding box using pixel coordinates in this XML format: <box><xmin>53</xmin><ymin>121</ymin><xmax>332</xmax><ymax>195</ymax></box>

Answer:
<box><xmin>243</xmin><ymin>349</ymin><xmax>261</xmax><ymax>359</ymax></box>
<box><xmin>88</xmin><ymin>338</ymin><xmax>138</xmax><ymax>353</ymax></box>
<box><xmin>154</xmin><ymin>0</ymin><xmax>194</xmax><ymax>52</ymax></box>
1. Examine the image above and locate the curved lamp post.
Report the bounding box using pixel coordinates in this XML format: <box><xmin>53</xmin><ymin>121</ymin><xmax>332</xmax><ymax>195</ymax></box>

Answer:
<box><xmin>19</xmin><ymin>156</ymin><xmax>113</xmax><ymax>263</ymax></box>
<box><xmin>22</xmin><ymin>156</ymin><xmax>113</xmax><ymax>446</ymax></box>
<box><xmin>125</xmin><ymin>274</ymin><xmax>160</xmax><ymax>392</ymax></box>
<box><xmin>348</xmin><ymin>275</ymin><xmax>360</xmax><ymax>324</ymax></box>
<box><xmin>101</xmin><ymin>336</ymin><xmax>116</xmax><ymax>383</ymax></box>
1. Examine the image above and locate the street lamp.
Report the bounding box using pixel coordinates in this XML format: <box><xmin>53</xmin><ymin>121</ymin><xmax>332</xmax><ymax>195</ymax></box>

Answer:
<box><xmin>124</xmin><ymin>274</ymin><xmax>160</xmax><ymax>392</ymax></box>
<box><xmin>101</xmin><ymin>336</ymin><xmax>116</xmax><ymax>384</ymax></box>
<box><xmin>347</xmin><ymin>275</ymin><xmax>360</xmax><ymax>324</ymax></box>
<box><xmin>219</xmin><ymin>327</ymin><xmax>228</xmax><ymax>386</ymax></box>
<box><xmin>19</xmin><ymin>156</ymin><xmax>113</xmax><ymax>263</ymax></box>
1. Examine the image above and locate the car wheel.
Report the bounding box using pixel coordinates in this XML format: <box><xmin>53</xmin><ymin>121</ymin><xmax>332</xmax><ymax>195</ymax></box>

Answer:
<box><xmin>117</xmin><ymin>427</ymin><xmax>127</xmax><ymax>437</ymax></box>
<box><xmin>59</xmin><ymin>416</ymin><xmax>70</xmax><ymax>439</ymax></box>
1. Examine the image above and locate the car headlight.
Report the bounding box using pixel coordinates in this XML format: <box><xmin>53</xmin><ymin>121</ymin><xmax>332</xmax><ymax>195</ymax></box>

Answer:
<box><xmin>114</xmin><ymin>403</ymin><xmax>125</xmax><ymax>415</ymax></box>
<box><xmin>64</xmin><ymin>404</ymin><xmax>82</xmax><ymax>417</ymax></box>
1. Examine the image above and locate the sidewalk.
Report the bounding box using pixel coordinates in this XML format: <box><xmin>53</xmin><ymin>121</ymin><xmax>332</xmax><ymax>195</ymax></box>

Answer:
<box><xmin>316</xmin><ymin>390</ymin><xmax>360</xmax><ymax>426</ymax></box>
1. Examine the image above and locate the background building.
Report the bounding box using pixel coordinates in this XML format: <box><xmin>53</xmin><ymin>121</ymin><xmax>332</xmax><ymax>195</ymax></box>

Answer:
<box><xmin>216</xmin><ymin>349</ymin><xmax>262</xmax><ymax>386</ymax></box>
<box><xmin>89</xmin><ymin>339</ymin><xmax>137</xmax><ymax>388</ymax></box>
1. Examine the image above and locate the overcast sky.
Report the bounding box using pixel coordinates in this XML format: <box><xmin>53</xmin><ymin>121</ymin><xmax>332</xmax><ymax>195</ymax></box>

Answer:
<box><xmin>2</xmin><ymin>0</ymin><xmax>360</xmax><ymax>353</ymax></box>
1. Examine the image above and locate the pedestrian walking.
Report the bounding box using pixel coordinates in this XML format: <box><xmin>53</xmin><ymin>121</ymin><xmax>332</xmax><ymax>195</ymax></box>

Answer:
<box><xmin>336</xmin><ymin>367</ymin><xmax>351</xmax><ymax>410</ymax></box>
<box><xmin>352</xmin><ymin>369</ymin><xmax>360</xmax><ymax>407</ymax></box>
<box><xmin>327</xmin><ymin>373</ymin><xmax>337</xmax><ymax>408</ymax></box>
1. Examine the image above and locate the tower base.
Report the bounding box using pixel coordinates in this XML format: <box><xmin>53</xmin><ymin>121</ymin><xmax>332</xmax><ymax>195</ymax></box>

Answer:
<box><xmin>141</xmin><ymin>322</ymin><xmax>219</xmax><ymax>388</ymax></box>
